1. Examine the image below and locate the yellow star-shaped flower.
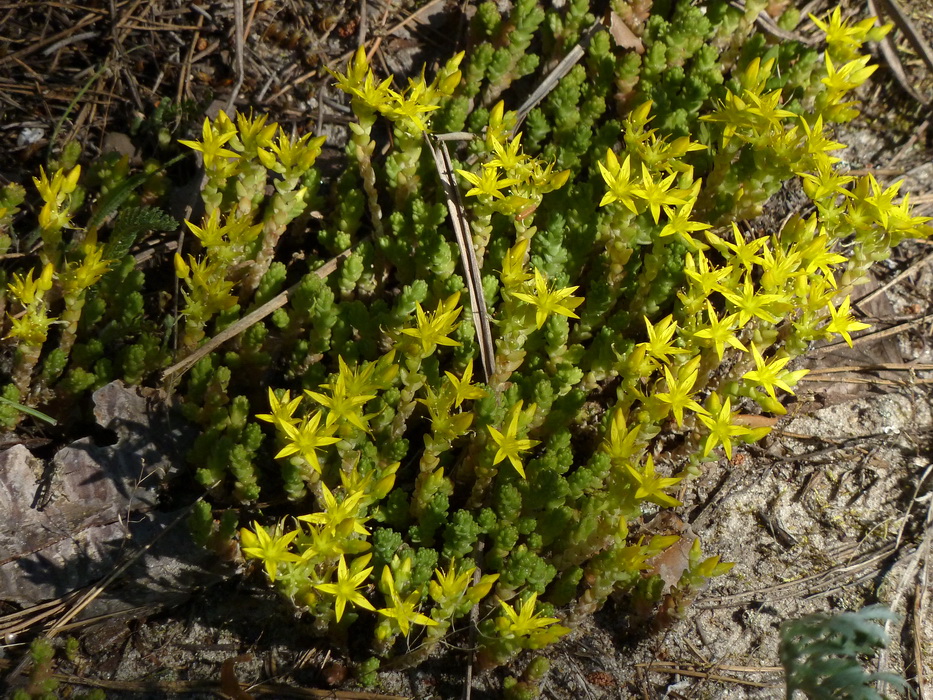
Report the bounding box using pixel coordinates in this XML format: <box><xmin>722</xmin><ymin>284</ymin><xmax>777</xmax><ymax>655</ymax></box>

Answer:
<box><xmin>487</xmin><ymin>400</ymin><xmax>539</xmax><ymax>478</ymax></box>
<box><xmin>825</xmin><ymin>296</ymin><xmax>870</xmax><ymax>347</ymax></box>
<box><xmin>179</xmin><ymin>117</ymin><xmax>240</xmax><ymax>169</ymax></box>
<box><xmin>512</xmin><ymin>268</ymin><xmax>584</xmax><ymax>329</ymax></box>
<box><xmin>315</xmin><ymin>554</ymin><xmax>376</xmax><ymax>621</ymax></box>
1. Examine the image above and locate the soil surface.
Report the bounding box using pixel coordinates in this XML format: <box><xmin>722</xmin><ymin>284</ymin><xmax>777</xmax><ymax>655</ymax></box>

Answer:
<box><xmin>1</xmin><ymin>1</ymin><xmax>932</xmax><ymax>698</ymax></box>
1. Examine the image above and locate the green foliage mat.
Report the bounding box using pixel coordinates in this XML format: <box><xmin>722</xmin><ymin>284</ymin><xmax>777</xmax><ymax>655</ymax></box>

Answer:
<box><xmin>0</xmin><ymin>0</ymin><xmax>929</xmax><ymax>682</ymax></box>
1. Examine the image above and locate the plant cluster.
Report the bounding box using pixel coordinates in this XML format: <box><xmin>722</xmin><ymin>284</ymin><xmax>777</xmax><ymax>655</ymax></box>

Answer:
<box><xmin>9</xmin><ymin>637</ymin><xmax>104</xmax><ymax>700</ymax></box>
<box><xmin>1</xmin><ymin>0</ymin><xmax>929</xmax><ymax>679</ymax></box>
<box><xmin>780</xmin><ymin>605</ymin><xmax>906</xmax><ymax>700</ymax></box>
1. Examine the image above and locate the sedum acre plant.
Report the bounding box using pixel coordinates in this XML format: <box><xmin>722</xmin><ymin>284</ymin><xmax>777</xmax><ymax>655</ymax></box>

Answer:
<box><xmin>1</xmin><ymin>0</ymin><xmax>929</xmax><ymax>678</ymax></box>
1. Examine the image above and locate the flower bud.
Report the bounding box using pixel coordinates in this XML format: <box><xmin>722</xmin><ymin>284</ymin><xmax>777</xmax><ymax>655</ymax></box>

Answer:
<box><xmin>174</xmin><ymin>252</ymin><xmax>190</xmax><ymax>280</ymax></box>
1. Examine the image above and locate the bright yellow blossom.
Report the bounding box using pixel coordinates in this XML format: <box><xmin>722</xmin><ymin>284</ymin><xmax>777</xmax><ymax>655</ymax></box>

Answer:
<box><xmin>444</xmin><ymin>358</ymin><xmax>487</xmax><ymax>407</ymax></box>
<box><xmin>179</xmin><ymin>117</ymin><xmax>240</xmax><ymax>169</ymax></box>
<box><xmin>298</xmin><ymin>482</ymin><xmax>369</xmax><ymax>536</ymax></box>
<box><xmin>400</xmin><ymin>292</ymin><xmax>463</xmax><ymax>356</ymax></box>
<box><xmin>707</xmin><ymin>223</ymin><xmax>766</xmax><ymax>270</ymax></box>
<box><xmin>256</xmin><ymin>388</ymin><xmax>303</xmax><ymax>429</ymax></box>
<box><xmin>34</xmin><ymin>165</ymin><xmax>81</xmax><ymax>231</ymax></box>
<box><xmin>429</xmin><ymin>560</ymin><xmax>498</xmax><ymax>608</ymax></box>
<box><xmin>487</xmin><ymin>133</ymin><xmax>528</xmax><ymax>173</ymax></box>
<box><xmin>684</xmin><ymin>251</ymin><xmax>733</xmax><ymax>296</ymax></box>
<box><xmin>487</xmin><ymin>400</ymin><xmax>539</xmax><ymax>478</ymax></box>
<box><xmin>512</xmin><ymin>268</ymin><xmax>584</xmax><ymax>329</ymax></box>
<box><xmin>61</xmin><ymin>244</ymin><xmax>110</xmax><ymax>292</ymax></box>
<box><xmin>698</xmin><ymin>394</ymin><xmax>752</xmax><ymax>460</ymax></box>
<box><xmin>496</xmin><ymin>593</ymin><xmax>568</xmax><ymax>640</ymax></box>
<box><xmin>632</xmin><ymin>163</ymin><xmax>685</xmax><ymax>223</ymax></box>
<box><xmin>720</xmin><ymin>275</ymin><xmax>785</xmax><ymax>326</ymax></box>
<box><xmin>5</xmin><ymin>307</ymin><xmax>56</xmax><ymax>345</ymax></box>
<box><xmin>742</xmin><ymin>345</ymin><xmax>809</xmax><ymax>402</ymax></box>
<box><xmin>693</xmin><ymin>301</ymin><xmax>747</xmax><ymax>361</ymax></box>
<box><xmin>377</xmin><ymin>565</ymin><xmax>438</xmax><ymax>636</ymax></box>
<box><xmin>7</xmin><ymin>264</ymin><xmax>54</xmax><ymax>306</ymax></box>
<box><xmin>602</xmin><ymin>408</ymin><xmax>643</xmax><ymax>463</ymax></box>
<box><xmin>33</xmin><ymin>164</ymin><xmax>80</xmax><ymax>205</ymax></box>
<box><xmin>233</xmin><ymin>110</ymin><xmax>277</xmax><ymax>161</ymax></box>
<box><xmin>652</xmin><ymin>359</ymin><xmax>709</xmax><ymax>427</ymax></box>
<box><xmin>626</xmin><ymin>455</ymin><xmax>684</xmax><ymax>508</ymax></box>
<box><xmin>597</xmin><ymin>151</ymin><xmax>639</xmax><ymax>213</ymax></box>
<box><xmin>456</xmin><ymin>166</ymin><xmax>518</xmax><ymax>199</ymax></box>
<box><xmin>315</xmin><ymin>555</ymin><xmax>376</xmax><ymax>622</ymax></box>
<box><xmin>500</xmin><ymin>238</ymin><xmax>533</xmax><ymax>289</ymax></box>
<box><xmin>240</xmin><ymin>521</ymin><xmax>301</xmax><ymax>582</ymax></box>
<box><xmin>305</xmin><ymin>357</ymin><xmax>377</xmax><ymax>432</ymax></box>
<box><xmin>810</xmin><ymin>7</ymin><xmax>886</xmax><ymax>59</ymax></box>
<box><xmin>822</xmin><ymin>53</ymin><xmax>877</xmax><ymax>95</ymax></box>
<box><xmin>825</xmin><ymin>296</ymin><xmax>870</xmax><ymax>346</ymax></box>
<box><xmin>637</xmin><ymin>314</ymin><xmax>690</xmax><ymax>366</ymax></box>
<box><xmin>275</xmin><ymin>410</ymin><xmax>341</xmax><ymax>473</ymax></box>
<box><xmin>659</xmin><ymin>192</ymin><xmax>710</xmax><ymax>250</ymax></box>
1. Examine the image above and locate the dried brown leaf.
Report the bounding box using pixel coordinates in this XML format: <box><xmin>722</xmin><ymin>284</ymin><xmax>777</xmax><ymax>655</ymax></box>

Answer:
<box><xmin>605</xmin><ymin>10</ymin><xmax>644</xmax><ymax>53</ymax></box>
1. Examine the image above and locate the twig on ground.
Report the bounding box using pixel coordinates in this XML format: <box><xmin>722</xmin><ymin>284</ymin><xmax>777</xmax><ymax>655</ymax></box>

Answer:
<box><xmin>688</xmin><ymin>468</ymin><xmax>739</xmax><ymax>531</ymax></box>
<box><xmin>810</xmin><ymin>312</ymin><xmax>933</xmax><ymax>355</ymax></box>
<box><xmin>0</xmin><ymin>593</ymin><xmax>79</xmax><ymax>641</ymax></box>
<box><xmin>262</xmin><ymin>68</ymin><xmax>318</xmax><ymax>105</ymax></box>
<box><xmin>359</xmin><ymin>0</ymin><xmax>368</xmax><ymax>47</ymax></box>
<box><xmin>0</xmin><ymin>10</ymin><xmax>102</xmax><ymax>66</ymax></box>
<box><xmin>895</xmin><ymin>463</ymin><xmax>933</xmax><ymax>552</ymax></box>
<box><xmin>867</xmin><ymin>0</ymin><xmax>928</xmax><ymax>105</ymax></box>
<box><xmin>40</xmin><ymin>31</ymin><xmax>100</xmax><ymax>58</ymax></box>
<box><xmin>424</xmin><ymin>134</ymin><xmax>496</xmax><ymax>382</ymax></box>
<box><xmin>107</xmin><ymin>0</ymin><xmax>145</xmax><ymax>112</ymax></box>
<box><xmin>646</xmin><ymin>661</ymin><xmax>785</xmax><ymax>674</ymax></box>
<box><xmin>915</xmin><ymin>545</ymin><xmax>931</xmax><ymax>699</ymax></box>
<box><xmin>462</xmin><ymin>626</ymin><xmax>475</xmax><ymax>700</ymax></box>
<box><xmin>877</xmin><ymin>495</ymin><xmax>933</xmax><ymax>697</ymax></box>
<box><xmin>191</xmin><ymin>39</ymin><xmax>221</xmax><ymax>64</ymax></box>
<box><xmin>889</xmin><ymin>119</ymin><xmax>930</xmax><ymax>166</ymax></box>
<box><xmin>800</xmin><ymin>375</ymin><xmax>933</xmax><ymax>385</ymax></box>
<box><xmin>873</xmin><ymin>0</ymin><xmax>933</xmax><ymax>77</ymax></box>
<box><xmin>175</xmin><ymin>11</ymin><xmax>204</xmax><ymax>105</ymax></box>
<box><xmin>46</xmin><ymin>61</ymin><xmax>111</xmax><ymax>162</ymax></box>
<box><xmin>854</xmin><ymin>250</ymin><xmax>933</xmax><ymax>312</ymax></box>
<box><xmin>801</xmin><ymin>362</ymin><xmax>933</xmax><ymax>385</ymax></box>
<box><xmin>805</xmin><ymin>362</ymin><xmax>933</xmax><ymax>374</ymax></box>
<box><xmin>328</xmin><ymin>0</ymin><xmax>446</xmax><ymax>71</ymax></box>
<box><xmin>225</xmin><ymin>0</ymin><xmax>246</xmax><ymax>112</ymax></box>
<box><xmin>243</xmin><ymin>0</ymin><xmax>261</xmax><ymax>44</ymax></box>
<box><xmin>640</xmin><ymin>662</ymin><xmax>778</xmax><ymax>689</ymax></box>
<box><xmin>698</xmin><ymin>542</ymin><xmax>900</xmax><ymax>608</ymax></box>
<box><xmin>729</xmin><ymin>0</ymin><xmax>818</xmax><ymax>46</ymax></box>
